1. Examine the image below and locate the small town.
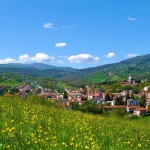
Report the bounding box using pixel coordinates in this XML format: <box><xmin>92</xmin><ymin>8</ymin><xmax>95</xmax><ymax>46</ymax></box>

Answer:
<box><xmin>1</xmin><ymin>0</ymin><xmax>150</xmax><ymax>149</ymax></box>
<box><xmin>1</xmin><ymin>74</ymin><xmax>150</xmax><ymax>117</ymax></box>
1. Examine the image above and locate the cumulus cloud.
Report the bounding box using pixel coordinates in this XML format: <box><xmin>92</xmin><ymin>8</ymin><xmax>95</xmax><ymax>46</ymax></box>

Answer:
<box><xmin>126</xmin><ymin>54</ymin><xmax>138</xmax><ymax>58</ymax></box>
<box><xmin>0</xmin><ymin>53</ymin><xmax>55</xmax><ymax>64</ymax></box>
<box><xmin>0</xmin><ymin>58</ymin><xmax>16</xmax><ymax>64</ymax></box>
<box><xmin>30</xmin><ymin>53</ymin><xmax>54</xmax><ymax>62</ymax></box>
<box><xmin>127</xmin><ymin>17</ymin><xmax>138</xmax><ymax>21</ymax></box>
<box><xmin>68</xmin><ymin>54</ymin><xmax>99</xmax><ymax>63</ymax></box>
<box><xmin>55</xmin><ymin>43</ymin><xmax>67</xmax><ymax>47</ymax></box>
<box><xmin>58</xmin><ymin>60</ymin><xmax>64</xmax><ymax>64</ymax></box>
<box><xmin>104</xmin><ymin>52</ymin><xmax>115</xmax><ymax>58</ymax></box>
<box><xmin>19</xmin><ymin>54</ymin><xmax>30</xmax><ymax>62</ymax></box>
<box><xmin>43</xmin><ymin>23</ymin><xmax>53</xmax><ymax>28</ymax></box>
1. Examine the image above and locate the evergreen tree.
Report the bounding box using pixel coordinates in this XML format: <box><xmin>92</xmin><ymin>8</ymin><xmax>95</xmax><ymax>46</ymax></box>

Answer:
<box><xmin>115</xmin><ymin>96</ymin><xmax>123</xmax><ymax>105</ymax></box>
<box><xmin>63</xmin><ymin>90</ymin><xmax>68</xmax><ymax>99</ymax></box>
<box><xmin>105</xmin><ymin>93</ymin><xmax>110</xmax><ymax>102</ymax></box>
<box><xmin>140</xmin><ymin>97</ymin><xmax>146</xmax><ymax>107</ymax></box>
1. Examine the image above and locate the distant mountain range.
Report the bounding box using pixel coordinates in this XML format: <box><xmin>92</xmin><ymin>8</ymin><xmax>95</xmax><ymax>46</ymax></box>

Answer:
<box><xmin>0</xmin><ymin>63</ymin><xmax>75</xmax><ymax>71</ymax></box>
<box><xmin>0</xmin><ymin>54</ymin><xmax>150</xmax><ymax>86</ymax></box>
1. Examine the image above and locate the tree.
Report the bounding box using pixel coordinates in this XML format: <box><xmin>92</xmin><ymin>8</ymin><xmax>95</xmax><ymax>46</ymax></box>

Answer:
<box><xmin>125</xmin><ymin>93</ymin><xmax>130</xmax><ymax>104</ymax></box>
<box><xmin>9</xmin><ymin>87</ymin><xmax>19</xmax><ymax>95</ymax></box>
<box><xmin>115</xmin><ymin>96</ymin><xmax>123</xmax><ymax>105</ymax></box>
<box><xmin>63</xmin><ymin>90</ymin><xmax>68</xmax><ymax>99</ymax></box>
<box><xmin>105</xmin><ymin>93</ymin><xmax>111</xmax><ymax>102</ymax></box>
<box><xmin>134</xmin><ymin>95</ymin><xmax>139</xmax><ymax>100</ymax></box>
<box><xmin>81</xmin><ymin>85</ymin><xmax>85</xmax><ymax>89</ymax></box>
<box><xmin>140</xmin><ymin>96</ymin><xmax>146</xmax><ymax>107</ymax></box>
<box><xmin>130</xmin><ymin>93</ymin><xmax>134</xmax><ymax>100</ymax></box>
<box><xmin>58</xmin><ymin>88</ymin><xmax>64</xmax><ymax>93</ymax></box>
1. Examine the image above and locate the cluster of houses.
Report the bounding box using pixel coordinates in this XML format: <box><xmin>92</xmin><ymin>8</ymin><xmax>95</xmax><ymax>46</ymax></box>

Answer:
<box><xmin>0</xmin><ymin>75</ymin><xmax>150</xmax><ymax>117</ymax></box>
<box><xmin>103</xmin><ymin>99</ymin><xmax>147</xmax><ymax>117</ymax></box>
<box><xmin>39</xmin><ymin>84</ymin><xmax>150</xmax><ymax>116</ymax></box>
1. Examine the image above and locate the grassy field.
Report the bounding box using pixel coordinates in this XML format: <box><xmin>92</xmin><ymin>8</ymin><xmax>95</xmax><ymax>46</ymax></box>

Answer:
<box><xmin>57</xmin><ymin>81</ymin><xmax>73</xmax><ymax>88</ymax></box>
<box><xmin>0</xmin><ymin>96</ymin><xmax>150</xmax><ymax>150</ymax></box>
<box><xmin>0</xmin><ymin>81</ymin><xmax>22</xmax><ymax>86</ymax></box>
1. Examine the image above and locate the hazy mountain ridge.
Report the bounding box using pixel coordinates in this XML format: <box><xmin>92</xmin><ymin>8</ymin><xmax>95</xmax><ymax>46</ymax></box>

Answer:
<box><xmin>0</xmin><ymin>63</ymin><xmax>76</xmax><ymax>71</ymax></box>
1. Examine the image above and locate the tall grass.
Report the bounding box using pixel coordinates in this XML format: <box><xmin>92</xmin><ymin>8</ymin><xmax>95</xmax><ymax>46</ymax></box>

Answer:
<box><xmin>0</xmin><ymin>95</ymin><xmax>150</xmax><ymax>149</ymax></box>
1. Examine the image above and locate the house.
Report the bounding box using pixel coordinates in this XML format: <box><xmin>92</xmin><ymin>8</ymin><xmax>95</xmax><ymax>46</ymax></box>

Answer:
<box><xmin>120</xmin><ymin>76</ymin><xmax>136</xmax><ymax>86</ymax></box>
<box><xmin>23</xmin><ymin>88</ymin><xmax>31</xmax><ymax>94</ymax></box>
<box><xmin>126</xmin><ymin>106</ymin><xmax>141</xmax><ymax>113</ymax></box>
<box><xmin>67</xmin><ymin>100</ymin><xmax>86</xmax><ymax>106</ymax></box>
<box><xmin>127</xmin><ymin>99</ymin><xmax>140</xmax><ymax>106</ymax></box>
<box><xmin>134</xmin><ymin>108</ymin><xmax>147</xmax><ymax>116</ymax></box>
<box><xmin>126</xmin><ymin>99</ymin><xmax>141</xmax><ymax>113</ymax></box>
<box><xmin>103</xmin><ymin>105</ymin><xmax>126</xmax><ymax>111</ymax></box>
<box><xmin>143</xmin><ymin>86</ymin><xmax>150</xmax><ymax>92</ymax></box>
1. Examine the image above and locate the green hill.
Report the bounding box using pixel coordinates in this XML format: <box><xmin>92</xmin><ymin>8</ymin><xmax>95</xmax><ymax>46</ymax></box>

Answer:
<box><xmin>59</xmin><ymin>54</ymin><xmax>150</xmax><ymax>86</ymax></box>
<box><xmin>1</xmin><ymin>54</ymin><xmax>150</xmax><ymax>86</ymax></box>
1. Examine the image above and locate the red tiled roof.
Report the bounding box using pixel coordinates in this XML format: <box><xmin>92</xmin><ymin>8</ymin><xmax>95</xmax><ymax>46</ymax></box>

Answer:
<box><xmin>134</xmin><ymin>107</ymin><xmax>147</xmax><ymax>111</ymax></box>
<box><xmin>103</xmin><ymin>105</ymin><xmax>126</xmax><ymax>109</ymax></box>
<box><xmin>127</xmin><ymin>106</ymin><xmax>140</xmax><ymax>108</ymax></box>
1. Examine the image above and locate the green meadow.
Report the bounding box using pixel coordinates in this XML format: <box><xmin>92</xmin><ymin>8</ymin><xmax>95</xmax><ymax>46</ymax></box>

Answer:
<box><xmin>0</xmin><ymin>81</ymin><xmax>22</xmax><ymax>86</ymax></box>
<box><xmin>0</xmin><ymin>95</ymin><xmax>150</xmax><ymax>150</ymax></box>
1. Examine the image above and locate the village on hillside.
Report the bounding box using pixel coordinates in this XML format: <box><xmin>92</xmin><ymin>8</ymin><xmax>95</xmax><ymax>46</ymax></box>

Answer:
<box><xmin>0</xmin><ymin>74</ymin><xmax>150</xmax><ymax>117</ymax></box>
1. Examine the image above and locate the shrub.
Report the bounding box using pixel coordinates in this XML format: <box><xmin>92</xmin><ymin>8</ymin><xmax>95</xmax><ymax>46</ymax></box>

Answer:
<box><xmin>112</xmin><ymin>108</ymin><xmax>127</xmax><ymax>117</ymax></box>
<box><xmin>125</xmin><ymin>114</ymin><xmax>139</xmax><ymax>120</ymax></box>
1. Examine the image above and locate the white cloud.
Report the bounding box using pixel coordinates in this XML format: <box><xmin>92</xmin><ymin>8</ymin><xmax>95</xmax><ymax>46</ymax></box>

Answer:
<box><xmin>0</xmin><ymin>53</ymin><xmax>55</xmax><ymax>64</ymax></box>
<box><xmin>104</xmin><ymin>52</ymin><xmax>115</xmax><ymax>58</ymax></box>
<box><xmin>127</xmin><ymin>17</ymin><xmax>138</xmax><ymax>21</ymax></box>
<box><xmin>55</xmin><ymin>25</ymin><xmax>76</xmax><ymax>30</ymax></box>
<box><xmin>30</xmin><ymin>53</ymin><xmax>54</xmax><ymax>62</ymax></box>
<box><xmin>59</xmin><ymin>55</ymin><xmax>67</xmax><ymax>59</ymax></box>
<box><xmin>43</xmin><ymin>23</ymin><xmax>53</xmax><ymax>28</ymax></box>
<box><xmin>19</xmin><ymin>54</ymin><xmax>30</xmax><ymax>62</ymax></box>
<box><xmin>43</xmin><ymin>23</ymin><xmax>76</xmax><ymax>30</ymax></box>
<box><xmin>126</xmin><ymin>54</ymin><xmax>138</xmax><ymax>58</ymax></box>
<box><xmin>0</xmin><ymin>58</ymin><xmax>16</xmax><ymax>64</ymax></box>
<box><xmin>58</xmin><ymin>60</ymin><xmax>64</xmax><ymax>64</ymax></box>
<box><xmin>68</xmin><ymin>54</ymin><xmax>99</xmax><ymax>63</ymax></box>
<box><xmin>60</xmin><ymin>25</ymin><xmax>76</xmax><ymax>29</ymax></box>
<box><xmin>55</xmin><ymin>43</ymin><xmax>67</xmax><ymax>47</ymax></box>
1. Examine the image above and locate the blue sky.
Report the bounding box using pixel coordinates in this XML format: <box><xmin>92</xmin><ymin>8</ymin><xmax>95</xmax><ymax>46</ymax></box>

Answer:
<box><xmin>0</xmin><ymin>0</ymin><xmax>150</xmax><ymax>69</ymax></box>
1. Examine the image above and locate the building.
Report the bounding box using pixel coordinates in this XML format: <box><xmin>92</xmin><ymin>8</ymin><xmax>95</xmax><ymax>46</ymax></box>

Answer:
<box><xmin>134</xmin><ymin>108</ymin><xmax>147</xmax><ymax>116</ymax></box>
<box><xmin>126</xmin><ymin>106</ymin><xmax>141</xmax><ymax>113</ymax></box>
<box><xmin>103</xmin><ymin>105</ymin><xmax>126</xmax><ymax>111</ymax></box>
<box><xmin>127</xmin><ymin>99</ymin><xmax>140</xmax><ymax>106</ymax></box>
